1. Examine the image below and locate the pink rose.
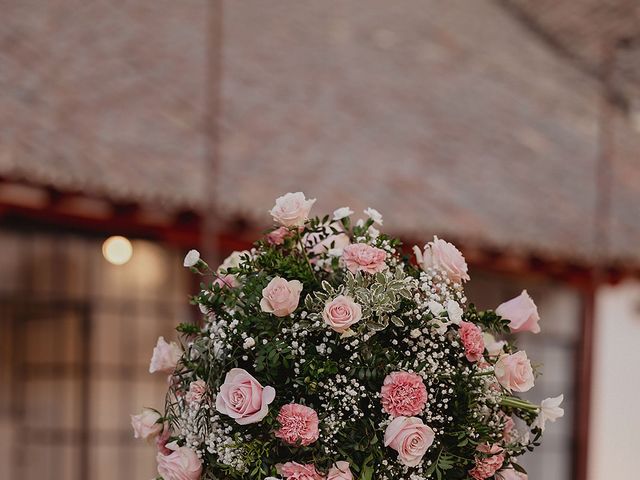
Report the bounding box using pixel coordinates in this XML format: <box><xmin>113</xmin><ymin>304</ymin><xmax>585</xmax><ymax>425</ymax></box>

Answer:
<box><xmin>323</xmin><ymin>295</ymin><xmax>363</xmax><ymax>333</ymax></box>
<box><xmin>459</xmin><ymin>321</ymin><xmax>485</xmax><ymax>362</ymax></box>
<box><xmin>497</xmin><ymin>467</ymin><xmax>528</xmax><ymax>480</ymax></box>
<box><xmin>496</xmin><ymin>290</ymin><xmax>540</xmax><ymax>334</ymax></box>
<box><xmin>185</xmin><ymin>379</ymin><xmax>207</xmax><ymax>405</ymax></box>
<box><xmin>384</xmin><ymin>416</ymin><xmax>435</xmax><ymax>467</ymax></box>
<box><xmin>469</xmin><ymin>444</ymin><xmax>505</xmax><ymax>480</ymax></box>
<box><xmin>260</xmin><ymin>277</ymin><xmax>303</xmax><ymax>317</ymax></box>
<box><xmin>494</xmin><ymin>351</ymin><xmax>535</xmax><ymax>393</ymax></box>
<box><xmin>157</xmin><ymin>443</ymin><xmax>202</xmax><ymax>480</ymax></box>
<box><xmin>275</xmin><ymin>403</ymin><xmax>320</xmax><ymax>446</ymax></box>
<box><xmin>381</xmin><ymin>371</ymin><xmax>428</xmax><ymax>417</ymax></box>
<box><xmin>270</xmin><ymin>192</ymin><xmax>316</xmax><ymax>227</ymax></box>
<box><xmin>413</xmin><ymin>236</ymin><xmax>470</xmax><ymax>283</ymax></box>
<box><xmin>156</xmin><ymin>424</ymin><xmax>172</xmax><ymax>455</ymax></box>
<box><xmin>213</xmin><ymin>274</ymin><xmax>238</xmax><ymax>288</ymax></box>
<box><xmin>215</xmin><ymin>368</ymin><xmax>275</xmax><ymax>425</ymax></box>
<box><xmin>131</xmin><ymin>408</ymin><xmax>162</xmax><ymax>440</ymax></box>
<box><xmin>326</xmin><ymin>461</ymin><xmax>353</xmax><ymax>480</ymax></box>
<box><xmin>311</xmin><ymin>232</ymin><xmax>351</xmax><ymax>257</ymax></box>
<box><xmin>502</xmin><ymin>414</ymin><xmax>516</xmax><ymax>442</ymax></box>
<box><xmin>342</xmin><ymin>243</ymin><xmax>387</xmax><ymax>274</ymax></box>
<box><xmin>277</xmin><ymin>462</ymin><xmax>324</xmax><ymax>480</ymax></box>
<box><xmin>327</xmin><ymin>461</ymin><xmax>353</xmax><ymax>480</ymax></box>
<box><xmin>267</xmin><ymin>226</ymin><xmax>292</xmax><ymax>245</ymax></box>
<box><xmin>149</xmin><ymin>337</ymin><xmax>182</xmax><ymax>374</ymax></box>
<box><xmin>214</xmin><ymin>250</ymin><xmax>248</xmax><ymax>288</ymax></box>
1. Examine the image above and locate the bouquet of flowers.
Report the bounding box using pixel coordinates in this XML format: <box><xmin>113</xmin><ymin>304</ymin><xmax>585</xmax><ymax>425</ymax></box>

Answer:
<box><xmin>132</xmin><ymin>192</ymin><xmax>564</xmax><ymax>480</ymax></box>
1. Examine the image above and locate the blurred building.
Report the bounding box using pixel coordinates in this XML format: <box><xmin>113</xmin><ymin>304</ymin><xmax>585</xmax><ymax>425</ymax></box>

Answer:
<box><xmin>0</xmin><ymin>1</ymin><xmax>639</xmax><ymax>480</ymax></box>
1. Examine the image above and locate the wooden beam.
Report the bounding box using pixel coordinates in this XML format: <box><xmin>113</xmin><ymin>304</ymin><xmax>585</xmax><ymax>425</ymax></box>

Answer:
<box><xmin>573</xmin><ymin>281</ymin><xmax>596</xmax><ymax>480</ymax></box>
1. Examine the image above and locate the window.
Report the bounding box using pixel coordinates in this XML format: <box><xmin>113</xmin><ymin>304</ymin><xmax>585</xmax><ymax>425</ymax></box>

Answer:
<box><xmin>0</xmin><ymin>228</ymin><xmax>192</xmax><ymax>479</ymax></box>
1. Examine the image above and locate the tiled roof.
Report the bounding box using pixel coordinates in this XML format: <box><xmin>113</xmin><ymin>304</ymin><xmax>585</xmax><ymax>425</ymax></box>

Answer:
<box><xmin>1</xmin><ymin>0</ymin><xmax>639</xmax><ymax>266</ymax></box>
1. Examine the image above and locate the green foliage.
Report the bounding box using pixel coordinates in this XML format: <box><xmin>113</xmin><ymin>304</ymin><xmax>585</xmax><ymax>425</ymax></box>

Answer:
<box><xmin>159</xmin><ymin>214</ymin><xmax>549</xmax><ymax>480</ymax></box>
<box><xmin>464</xmin><ymin>304</ymin><xmax>511</xmax><ymax>335</ymax></box>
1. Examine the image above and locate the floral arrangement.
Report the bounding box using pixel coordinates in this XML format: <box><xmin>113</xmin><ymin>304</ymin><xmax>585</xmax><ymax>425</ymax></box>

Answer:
<box><xmin>132</xmin><ymin>192</ymin><xmax>564</xmax><ymax>480</ymax></box>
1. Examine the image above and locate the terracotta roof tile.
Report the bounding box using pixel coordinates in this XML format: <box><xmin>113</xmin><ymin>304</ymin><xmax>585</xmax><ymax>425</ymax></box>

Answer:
<box><xmin>1</xmin><ymin>0</ymin><xmax>639</xmax><ymax>265</ymax></box>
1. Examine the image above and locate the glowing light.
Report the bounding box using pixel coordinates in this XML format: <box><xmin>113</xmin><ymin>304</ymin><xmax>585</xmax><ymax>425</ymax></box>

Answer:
<box><xmin>102</xmin><ymin>236</ymin><xmax>133</xmax><ymax>265</ymax></box>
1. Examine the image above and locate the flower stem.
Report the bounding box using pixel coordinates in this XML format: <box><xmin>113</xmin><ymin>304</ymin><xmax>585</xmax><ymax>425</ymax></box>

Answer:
<box><xmin>474</xmin><ymin>370</ymin><xmax>495</xmax><ymax>377</ymax></box>
<box><xmin>500</xmin><ymin>396</ymin><xmax>539</xmax><ymax>412</ymax></box>
<box><xmin>296</xmin><ymin>228</ymin><xmax>319</xmax><ymax>284</ymax></box>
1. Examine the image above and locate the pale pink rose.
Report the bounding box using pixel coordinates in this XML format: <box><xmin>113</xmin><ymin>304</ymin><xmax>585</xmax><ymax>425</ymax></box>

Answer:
<box><xmin>157</xmin><ymin>443</ymin><xmax>202</xmax><ymax>480</ymax></box>
<box><xmin>496</xmin><ymin>290</ymin><xmax>540</xmax><ymax>334</ymax></box>
<box><xmin>469</xmin><ymin>444</ymin><xmax>505</xmax><ymax>480</ymax></box>
<box><xmin>413</xmin><ymin>236</ymin><xmax>470</xmax><ymax>283</ymax></box>
<box><xmin>277</xmin><ymin>462</ymin><xmax>324</xmax><ymax>480</ymax></box>
<box><xmin>494</xmin><ymin>351</ymin><xmax>535</xmax><ymax>393</ymax></box>
<box><xmin>327</xmin><ymin>461</ymin><xmax>353</xmax><ymax>480</ymax></box>
<box><xmin>215</xmin><ymin>368</ymin><xmax>275</xmax><ymax>425</ymax></box>
<box><xmin>185</xmin><ymin>379</ymin><xmax>207</xmax><ymax>405</ymax></box>
<box><xmin>260</xmin><ymin>277</ymin><xmax>303</xmax><ymax>317</ymax></box>
<box><xmin>270</xmin><ymin>192</ymin><xmax>316</xmax><ymax>227</ymax></box>
<box><xmin>459</xmin><ymin>321</ymin><xmax>485</xmax><ymax>362</ymax></box>
<box><xmin>131</xmin><ymin>408</ymin><xmax>162</xmax><ymax>440</ymax></box>
<box><xmin>381</xmin><ymin>371</ymin><xmax>428</xmax><ymax>417</ymax></box>
<box><xmin>497</xmin><ymin>467</ymin><xmax>528</xmax><ymax>480</ymax></box>
<box><xmin>149</xmin><ymin>337</ymin><xmax>182</xmax><ymax>374</ymax></box>
<box><xmin>384</xmin><ymin>416</ymin><xmax>435</xmax><ymax>467</ymax></box>
<box><xmin>342</xmin><ymin>243</ymin><xmax>387</xmax><ymax>274</ymax></box>
<box><xmin>267</xmin><ymin>226</ymin><xmax>292</xmax><ymax>245</ymax></box>
<box><xmin>275</xmin><ymin>403</ymin><xmax>320</xmax><ymax>446</ymax></box>
<box><xmin>323</xmin><ymin>295</ymin><xmax>363</xmax><ymax>333</ymax></box>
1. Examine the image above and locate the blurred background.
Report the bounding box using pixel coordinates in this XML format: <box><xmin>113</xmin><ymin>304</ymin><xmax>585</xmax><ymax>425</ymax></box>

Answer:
<box><xmin>0</xmin><ymin>0</ymin><xmax>639</xmax><ymax>479</ymax></box>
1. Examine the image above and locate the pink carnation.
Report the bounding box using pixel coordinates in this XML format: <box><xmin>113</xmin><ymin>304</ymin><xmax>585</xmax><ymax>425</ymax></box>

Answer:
<box><xmin>381</xmin><ymin>371</ymin><xmax>428</xmax><ymax>417</ymax></box>
<box><xmin>459</xmin><ymin>321</ymin><xmax>485</xmax><ymax>362</ymax></box>
<box><xmin>277</xmin><ymin>462</ymin><xmax>324</xmax><ymax>480</ymax></box>
<box><xmin>185</xmin><ymin>379</ymin><xmax>207</xmax><ymax>405</ymax></box>
<box><xmin>469</xmin><ymin>444</ymin><xmax>505</xmax><ymax>480</ymax></box>
<box><xmin>342</xmin><ymin>243</ymin><xmax>387</xmax><ymax>274</ymax></box>
<box><xmin>275</xmin><ymin>403</ymin><xmax>320</xmax><ymax>446</ymax></box>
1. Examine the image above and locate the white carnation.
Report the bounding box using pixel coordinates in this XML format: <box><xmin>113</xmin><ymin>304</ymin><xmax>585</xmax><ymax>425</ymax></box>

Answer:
<box><xmin>333</xmin><ymin>207</ymin><xmax>354</xmax><ymax>221</ymax></box>
<box><xmin>364</xmin><ymin>207</ymin><xmax>383</xmax><ymax>225</ymax></box>
<box><xmin>183</xmin><ymin>249</ymin><xmax>201</xmax><ymax>267</ymax></box>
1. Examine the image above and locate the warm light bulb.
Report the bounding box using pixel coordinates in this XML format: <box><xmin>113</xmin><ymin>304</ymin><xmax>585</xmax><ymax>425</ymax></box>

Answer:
<box><xmin>102</xmin><ymin>236</ymin><xmax>133</xmax><ymax>265</ymax></box>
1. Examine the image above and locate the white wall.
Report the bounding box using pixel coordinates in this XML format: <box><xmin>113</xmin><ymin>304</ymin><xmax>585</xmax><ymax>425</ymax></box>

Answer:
<box><xmin>589</xmin><ymin>280</ymin><xmax>640</xmax><ymax>480</ymax></box>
